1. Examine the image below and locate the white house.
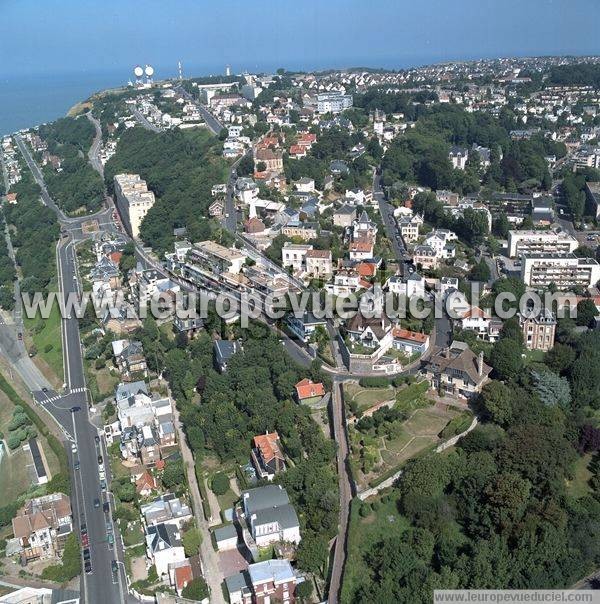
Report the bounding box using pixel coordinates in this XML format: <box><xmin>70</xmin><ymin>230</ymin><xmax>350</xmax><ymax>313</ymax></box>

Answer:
<box><xmin>282</xmin><ymin>243</ymin><xmax>312</xmax><ymax>272</ymax></box>
<box><xmin>146</xmin><ymin>523</ymin><xmax>186</xmax><ymax>578</ymax></box>
<box><xmin>242</xmin><ymin>485</ymin><xmax>301</xmax><ymax>547</ymax></box>
<box><xmin>386</xmin><ymin>273</ymin><xmax>426</xmax><ymax>299</ymax></box>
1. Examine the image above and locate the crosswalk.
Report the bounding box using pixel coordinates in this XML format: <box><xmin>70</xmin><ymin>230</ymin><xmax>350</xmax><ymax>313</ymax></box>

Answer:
<box><xmin>71</xmin><ymin>387</ymin><xmax>86</xmax><ymax>394</ymax></box>
<box><xmin>38</xmin><ymin>386</ymin><xmax>87</xmax><ymax>404</ymax></box>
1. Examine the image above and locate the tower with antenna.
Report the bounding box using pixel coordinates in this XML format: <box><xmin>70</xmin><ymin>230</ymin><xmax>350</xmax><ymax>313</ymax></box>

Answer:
<box><xmin>225</xmin><ymin>64</ymin><xmax>231</xmax><ymax>77</ymax></box>
<box><xmin>178</xmin><ymin>61</ymin><xmax>183</xmax><ymax>80</ymax></box>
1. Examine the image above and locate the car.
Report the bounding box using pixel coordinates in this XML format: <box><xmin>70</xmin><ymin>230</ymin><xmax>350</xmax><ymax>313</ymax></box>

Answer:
<box><xmin>74</xmin><ymin>460</ymin><xmax>80</xmax><ymax>471</ymax></box>
<box><xmin>71</xmin><ymin>443</ymin><xmax>77</xmax><ymax>453</ymax></box>
<box><xmin>41</xmin><ymin>386</ymin><xmax>48</xmax><ymax>393</ymax></box>
<box><xmin>107</xmin><ymin>533</ymin><xmax>114</xmax><ymax>547</ymax></box>
<box><xmin>71</xmin><ymin>406</ymin><xmax>81</xmax><ymax>412</ymax></box>
<box><xmin>72</xmin><ymin>275</ymin><xmax>77</xmax><ymax>281</ymax></box>
<box><xmin>97</xmin><ymin>455</ymin><xmax>103</xmax><ymax>465</ymax></box>
<box><xmin>103</xmin><ymin>502</ymin><xmax>110</xmax><ymax>514</ymax></box>
<box><xmin>100</xmin><ymin>479</ymin><xmax>107</xmax><ymax>491</ymax></box>
<box><xmin>111</xmin><ymin>560</ymin><xmax>118</xmax><ymax>573</ymax></box>
<box><xmin>17</xmin><ymin>332</ymin><xmax>23</xmax><ymax>340</ymax></box>
<box><xmin>83</xmin><ymin>548</ymin><xmax>91</xmax><ymax>561</ymax></box>
<box><xmin>85</xmin><ymin>561</ymin><xmax>93</xmax><ymax>574</ymax></box>
<box><xmin>93</xmin><ymin>498</ymin><xmax>100</xmax><ymax>509</ymax></box>
<box><xmin>95</xmin><ymin>435</ymin><xmax>100</xmax><ymax>444</ymax></box>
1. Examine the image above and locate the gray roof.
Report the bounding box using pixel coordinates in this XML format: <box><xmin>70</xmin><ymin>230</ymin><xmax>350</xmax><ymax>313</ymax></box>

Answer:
<box><xmin>213</xmin><ymin>524</ymin><xmax>238</xmax><ymax>542</ymax></box>
<box><xmin>253</xmin><ymin>503</ymin><xmax>299</xmax><ymax>530</ymax></box>
<box><xmin>225</xmin><ymin>572</ymin><xmax>251</xmax><ymax>595</ymax></box>
<box><xmin>116</xmin><ymin>380</ymin><xmax>148</xmax><ymax>401</ymax></box>
<box><xmin>243</xmin><ymin>485</ymin><xmax>290</xmax><ymax>515</ymax></box>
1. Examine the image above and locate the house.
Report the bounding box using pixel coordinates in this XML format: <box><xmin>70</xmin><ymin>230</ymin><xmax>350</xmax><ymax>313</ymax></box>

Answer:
<box><xmin>439</xmin><ymin>276</ymin><xmax>459</xmax><ymax>297</ymax></box>
<box><xmin>333</xmin><ymin>204</ymin><xmax>357</xmax><ymax>228</ymax></box>
<box><xmin>111</xmin><ymin>339</ymin><xmax>148</xmax><ymax>378</ymax></box>
<box><xmin>251</xmin><ymin>432</ymin><xmax>286</xmax><ymax>481</ymax></box>
<box><xmin>413</xmin><ymin>245</ymin><xmax>439</xmax><ymax>270</ymax></box>
<box><xmin>168</xmin><ymin>559</ymin><xmax>194</xmax><ymax>597</ymax></box>
<box><xmin>295</xmin><ymin>177</ymin><xmax>314</xmax><ymax>193</ymax></box>
<box><xmin>244</xmin><ymin>217</ymin><xmax>266</xmax><ymax>234</ymax></box>
<box><xmin>11</xmin><ymin>493</ymin><xmax>72</xmax><ymax>564</ymax></box>
<box><xmin>520</xmin><ymin>309</ymin><xmax>556</xmax><ymax>352</ymax></box>
<box><xmin>294</xmin><ymin>378</ymin><xmax>325</xmax><ymax>404</ymax></box>
<box><xmin>146</xmin><ymin>522</ymin><xmax>186</xmax><ymax>578</ymax></box>
<box><xmin>241</xmin><ymin>485</ymin><xmax>301</xmax><ymax>547</ymax></box>
<box><xmin>136</xmin><ymin>471</ymin><xmax>158</xmax><ymax>497</ymax></box>
<box><xmin>353</xmin><ymin>210</ymin><xmax>377</xmax><ymax>238</ymax></box>
<box><xmin>225</xmin><ymin>559</ymin><xmax>298</xmax><ymax>604</ymax></box>
<box><xmin>141</xmin><ymin>494</ymin><xmax>193</xmax><ymax>528</ymax></box>
<box><xmin>458</xmin><ymin>306</ymin><xmax>501</xmax><ymax>342</ymax></box>
<box><xmin>281</xmin><ymin>221</ymin><xmax>318</xmax><ymax>241</ymax></box>
<box><xmin>398</xmin><ymin>214</ymin><xmax>423</xmax><ymax>242</ymax></box>
<box><xmin>392</xmin><ymin>328</ymin><xmax>430</xmax><ymax>356</ymax></box>
<box><xmin>282</xmin><ymin>243</ymin><xmax>312</xmax><ymax>272</ymax></box>
<box><xmin>449</xmin><ymin>146</ymin><xmax>469</xmax><ymax>170</ymax></box>
<box><xmin>328</xmin><ymin>269</ymin><xmax>361</xmax><ymax>295</ymax></box>
<box><xmin>423</xmin><ymin>230</ymin><xmax>457</xmax><ymax>258</ymax></box>
<box><xmin>305</xmin><ymin>249</ymin><xmax>332</xmax><ymax>277</ymax></box>
<box><xmin>214</xmin><ymin>340</ymin><xmax>243</xmax><ymax>373</ymax></box>
<box><xmin>386</xmin><ymin>273</ymin><xmax>426</xmax><ymax>299</ymax></box>
<box><xmin>213</xmin><ymin>524</ymin><xmax>239</xmax><ymax>552</ymax></box>
<box><xmin>424</xmin><ymin>341</ymin><xmax>492</xmax><ymax>398</ymax></box>
<box><xmin>346</xmin><ymin>313</ymin><xmax>393</xmax><ymax>352</ymax></box>
<box><xmin>286</xmin><ymin>312</ymin><xmax>327</xmax><ymax>343</ymax></box>
<box><xmin>348</xmin><ymin>238</ymin><xmax>374</xmax><ymax>261</ymax></box>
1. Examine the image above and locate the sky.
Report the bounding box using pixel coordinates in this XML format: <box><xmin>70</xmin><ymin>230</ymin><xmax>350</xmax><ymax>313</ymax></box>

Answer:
<box><xmin>1</xmin><ymin>0</ymin><xmax>599</xmax><ymax>79</ymax></box>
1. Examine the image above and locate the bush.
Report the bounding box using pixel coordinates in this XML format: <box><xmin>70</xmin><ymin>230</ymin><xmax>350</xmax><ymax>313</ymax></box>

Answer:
<box><xmin>182</xmin><ymin>577</ymin><xmax>209</xmax><ymax>601</ymax></box>
<box><xmin>44</xmin><ymin>343</ymin><xmax>53</xmax><ymax>353</ymax></box>
<box><xmin>359</xmin><ymin>376</ymin><xmax>391</xmax><ymax>388</ymax></box>
<box><xmin>211</xmin><ymin>472</ymin><xmax>230</xmax><ymax>496</ymax></box>
<box><xmin>182</xmin><ymin>525</ymin><xmax>202</xmax><ymax>557</ymax></box>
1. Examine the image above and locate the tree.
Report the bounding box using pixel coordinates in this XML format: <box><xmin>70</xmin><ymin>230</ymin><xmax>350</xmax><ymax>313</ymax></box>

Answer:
<box><xmin>296</xmin><ymin>533</ymin><xmax>328</xmax><ymax>575</ymax></box>
<box><xmin>182</xmin><ymin>525</ymin><xmax>202</xmax><ymax>557</ymax></box>
<box><xmin>296</xmin><ymin>580</ymin><xmax>314</xmax><ymax>602</ymax></box>
<box><xmin>545</xmin><ymin>343</ymin><xmax>575</xmax><ymax>374</ymax></box>
<box><xmin>182</xmin><ymin>577</ymin><xmax>209</xmax><ymax>601</ymax></box>
<box><xmin>256</xmin><ymin>161</ymin><xmax>267</xmax><ymax>173</ymax></box>
<box><xmin>531</xmin><ymin>369</ymin><xmax>571</xmax><ymax>410</ymax></box>
<box><xmin>578</xmin><ymin>424</ymin><xmax>600</xmax><ymax>454</ymax></box>
<box><xmin>499</xmin><ymin>316</ymin><xmax>523</xmax><ymax>345</ymax></box>
<box><xmin>478</xmin><ymin>381</ymin><xmax>515</xmax><ymax>428</ymax></box>
<box><xmin>489</xmin><ymin>338</ymin><xmax>523</xmax><ymax>381</ymax></box>
<box><xmin>576</xmin><ymin>298</ymin><xmax>599</xmax><ymax>327</ymax></box>
<box><xmin>470</xmin><ymin>259</ymin><xmax>491</xmax><ymax>282</ymax></box>
<box><xmin>162</xmin><ymin>459</ymin><xmax>186</xmax><ymax>490</ymax></box>
<box><xmin>210</xmin><ymin>472</ymin><xmax>229</xmax><ymax>496</ymax></box>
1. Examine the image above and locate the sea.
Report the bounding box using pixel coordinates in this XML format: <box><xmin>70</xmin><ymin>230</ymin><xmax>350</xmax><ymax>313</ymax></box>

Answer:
<box><xmin>0</xmin><ymin>55</ymin><xmax>454</xmax><ymax>137</ymax></box>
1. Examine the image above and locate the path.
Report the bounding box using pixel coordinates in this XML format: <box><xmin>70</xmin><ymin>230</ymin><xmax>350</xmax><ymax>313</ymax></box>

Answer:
<box><xmin>171</xmin><ymin>394</ymin><xmax>225</xmax><ymax>604</ymax></box>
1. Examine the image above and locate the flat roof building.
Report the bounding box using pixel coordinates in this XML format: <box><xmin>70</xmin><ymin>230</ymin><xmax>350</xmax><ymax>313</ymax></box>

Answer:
<box><xmin>114</xmin><ymin>174</ymin><xmax>156</xmax><ymax>239</ymax></box>
<box><xmin>507</xmin><ymin>229</ymin><xmax>578</xmax><ymax>258</ymax></box>
<box><xmin>521</xmin><ymin>253</ymin><xmax>600</xmax><ymax>290</ymax></box>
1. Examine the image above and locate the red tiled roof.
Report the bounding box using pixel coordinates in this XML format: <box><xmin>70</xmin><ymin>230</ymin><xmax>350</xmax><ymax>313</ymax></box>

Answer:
<box><xmin>392</xmin><ymin>328</ymin><xmax>429</xmax><ymax>343</ymax></box>
<box><xmin>356</xmin><ymin>262</ymin><xmax>377</xmax><ymax>277</ymax></box>
<box><xmin>295</xmin><ymin>378</ymin><xmax>325</xmax><ymax>400</ymax></box>
<box><xmin>174</xmin><ymin>564</ymin><xmax>193</xmax><ymax>592</ymax></box>
<box><xmin>252</xmin><ymin>432</ymin><xmax>284</xmax><ymax>463</ymax></box>
<box><xmin>349</xmin><ymin>241</ymin><xmax>373</xmax><ymax>252</ymax></box>
<box><xmin>461</xmin><ymin>306</ymin><xmax>491</xmax><ymax>319</ymax></box>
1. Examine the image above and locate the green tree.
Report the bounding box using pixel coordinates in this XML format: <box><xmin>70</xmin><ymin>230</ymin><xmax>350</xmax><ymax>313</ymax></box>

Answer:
<box><xmin>182</xmin><ymin>577</ymin><xmax>209</xmax><ymax>601</ymax></box>
<box><xmin>575</xmin><ymin>298</ymin><xmax>599</xmax><ymax>327</ymax></box>
<box><xmin>210</xmin><ymin>472</ymin><xmax>229</xmax><ymax>496</ymax></box>
<box><xmin>489</xmin><ymin>338</ymin><xmax>523</xmax><ymax>381</ymax></box>
<box><xmin>182</xmin><ymin>525</ymin><xmax>202</xmax><ymax>557</ymax></box>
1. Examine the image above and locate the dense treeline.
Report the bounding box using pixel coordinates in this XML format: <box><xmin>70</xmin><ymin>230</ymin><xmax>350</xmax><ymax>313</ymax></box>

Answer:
<box><xmin>0</xmin><ymin>214</ymin><xmax>16</xmax><ymax>309</ymax></box>
<box><xmin>4</xmin><ymin>171</ymin><xmax>59</xmax><ymax>294</ymax></box>
<box><xmin>548</xmin><ymin>64</ymin><xmax>600</xmax><ymax>88</ymax></box>
<box><xmin>132</xmin><ymin>317</ymin><xmax>338</xmax><ymax>574</ymax></box>
<box><xmin>348</xmin><ymin>313</ymin><xmax>600</xmax><ymax>602</ymax></box>
<box><xmin>381</xmin><ymin>104</ymin><xmax>561</xmax><ymax>194</ymax></box>
<box><xmin>38</xmin><ymin>117</ymin><xmax>104</xmax><ymax>214</ymax></box>
<box><xmin>354</xmin><ymin>89</ymin><xmax>437</xmax><ymax>119</ymax></box>
<box><xmin>104</xmin><ymin>127</ymin><xmax>229</xmax><ymax>254</ymax></box>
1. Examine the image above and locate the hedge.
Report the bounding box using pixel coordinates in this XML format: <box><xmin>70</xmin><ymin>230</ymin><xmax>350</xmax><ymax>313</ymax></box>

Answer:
<box><xmin>0</xmin><ymin>372</ymin><xmax>70</xmax><ymax>494</ymax></box>
<box><xmin>358</xmin><ymin>376</ymin><xmax>391</xmax><ymax>388</ymax></box>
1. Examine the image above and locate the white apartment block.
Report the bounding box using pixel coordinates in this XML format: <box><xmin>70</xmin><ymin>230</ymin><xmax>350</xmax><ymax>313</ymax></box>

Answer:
<box><xmin>317</xmin><ymin>92</ymin><xmax>353</xmax><ymax>114</ymax></box>
<box><xmin>521</xmin><ymin>254</ymin><xmax>600</xmax><ymax>290</ymax></box>
<box><xmin>282</xmin><ymin>243</ymin><xmax>312</xmax><ymax>272</ymax></box>
<box><xmin>507</xmin><ymin>229</ymin><xmax>578</xmax><ymax>258</ymax></box>
<box><xmin>114</xmin><ymin>174</ymin><xmax>156</xmax><ymax>239</ymax></box>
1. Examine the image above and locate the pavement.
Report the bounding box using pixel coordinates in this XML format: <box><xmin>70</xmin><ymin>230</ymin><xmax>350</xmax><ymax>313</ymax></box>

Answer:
<box><xmin>86</xmin><ymin>113</ymin><xmax>104</xmax><ymax>177</ymax></box>
<box><xmin>11</xmin><ymin>138</ymin><xmax>128</xmax><ymax>603</ymax></box>
<box><xmin>174</xmin><ymin>86</ymin><xmax>224</xmax><ymax>135</ymax></box>
<box><xmin>131</xmin><ymin>107</ymin><xmax>163</xmax><ymax>133</ymax></box>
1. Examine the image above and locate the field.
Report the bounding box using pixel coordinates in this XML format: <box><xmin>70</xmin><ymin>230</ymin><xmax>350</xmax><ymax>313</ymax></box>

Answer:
<box><xmin>348</xmin><ymin>379</ymin><xmax>469</xmax><ymax>489</ymax></box>
<box><xmin>23</xmin><ymin>298</ymin><xmax>64</xmax><ymax>384</ymax></box>
<box><xmin>344</xmin><ymin>383</ymin><xmax>396</xmax><ymax>412</ymax></box>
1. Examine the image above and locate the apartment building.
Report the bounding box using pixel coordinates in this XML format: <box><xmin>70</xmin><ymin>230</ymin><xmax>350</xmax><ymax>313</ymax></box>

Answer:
<box><xmin>520</xmin><ymin>254</ymin><xmax>600</xmax><ymax>290</ymax></box>
<box><xmin>187</xmin><ymin>241</ymin><xmax>246</xmax><ymax>276</ymax></box>
<box><xmin>114</xmin><ymin>174</ymin><xmax>156</xmax><ymax>239</ymax></box>
<box><xmin>507</xmin><ymin>229</ymin><xmax>578</xmax><ymax>258</ymax></box>
<box><xmin>398</xmin><ymin>214</ymin><xmax>423</xmax><ymax>242</ymax></box>
<box><xmin>226</xmin><ymin>559</ymin><xmax>297</xmax><ymax>604</ymax></box>
<box><xmin>520</xmin><ymin>309</ymin><xmax>556</xmax><ymax>352</ymax></box>
<box><xmin>305</xmin><ymin>249</ymin><xmax>333</xmax><ymax>277</ymax></box>
<box><xmin>282</xmin><ymin>243</ymin><xmax>312</xmax><ymax>272</ymax></box>
<box><xmin>317</xmin><ymin>91</ymin><xmax>353</xmax><ymax>114</ymax></box>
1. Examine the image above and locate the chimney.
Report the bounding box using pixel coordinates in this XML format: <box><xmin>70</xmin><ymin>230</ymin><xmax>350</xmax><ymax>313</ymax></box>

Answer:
<box><xmin>445</xmin><ymin>346</ymin><xmax>450</xmax><ymax>359</ymax></box>
<box><xmin>477</xmin><ymin>351</ymin><xmax>484</xmax><ymax>377</ymax></box>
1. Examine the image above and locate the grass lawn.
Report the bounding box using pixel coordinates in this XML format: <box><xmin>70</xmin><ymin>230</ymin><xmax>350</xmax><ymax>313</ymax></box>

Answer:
<box><xmin>567</xmin><ymin>453</ymin><xmax>593</xmax><ymax>498</ymax></box>
<box><xmin>524</xmin><ymin>348</ymin><xmax>546</xmax><ymax>365</ymax></box>
<box><xmin>122</xmin><ymin>520</ymin><xmax>145</xmax><ymax>547</ymax></box>
<box><xmin>403</xmin><ymin>408</ymin><xmax>451</xmax><ymax>436</ymax></box>
<box><xmin>394</xmin><ymin>381</ymin><xmax>431</xmax><ymax>413</ymax></box>
<box><xmin>216</xmin><ymin>489</ymin><xmax>239</xmax><ymax>515</ymax></box>
<box><xmin>0</xmin><ymin>447</ymin><xmax>34</xmax><ymax>502</ymax></box>
<box><xmin>24</xmin><ymin>298</ymin><xmax>63</xmax><ymax>382</ymax></box>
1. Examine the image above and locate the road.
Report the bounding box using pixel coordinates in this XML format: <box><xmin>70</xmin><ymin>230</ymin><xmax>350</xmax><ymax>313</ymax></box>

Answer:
<box><xmin>86</xmin><ymin>113</ymin><xmax>104</xmax><ymax>176</ymax></box>
<box><xmin>174</xmin><ymin>86</ymin><xmax>224</xmax><ymax>135</ymax></box>
<box><xmin>373</xmin><ymin>172</ymin><xmax>409</xmax><ymax>276</ymax></box>
<box><xmin>131</xmin><ymin>107</ymin><xmax>163</xmax><ymax>133</ymax></box>
<box><xmin>327</xmin><ymin>381</ymin><xmax>354</xmax><ymax>604</ymax></box>
<box><xmin>11</xmin><ymin>139</ymin><xmax>128</xmax><ymax>603</ymax></box>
